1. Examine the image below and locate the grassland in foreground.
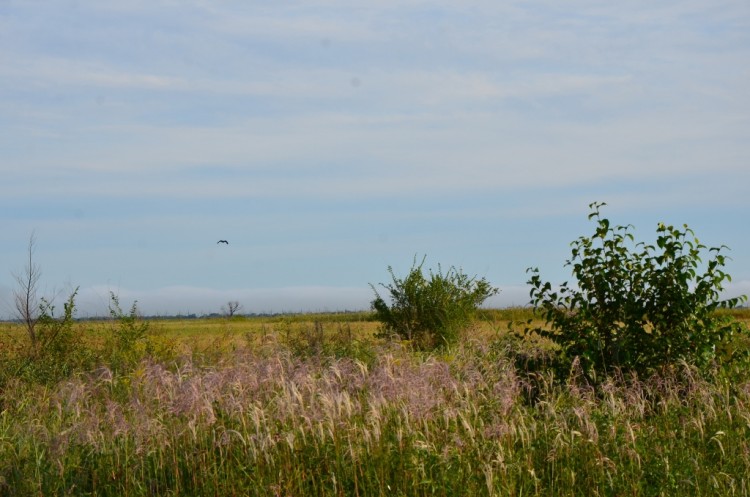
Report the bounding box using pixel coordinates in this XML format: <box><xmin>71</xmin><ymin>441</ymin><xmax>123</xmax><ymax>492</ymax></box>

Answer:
<box><xmin>1</xmin><ymin>308</ymin><xmax>750</xmax><ymax>496</ymax></box>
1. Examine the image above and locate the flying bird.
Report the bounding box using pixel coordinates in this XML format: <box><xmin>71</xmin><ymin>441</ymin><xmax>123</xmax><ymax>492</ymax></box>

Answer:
<box><xmin>217</xmin><ymin>240</ymin><xmax>229</xmax><ymax>245</ymax></box>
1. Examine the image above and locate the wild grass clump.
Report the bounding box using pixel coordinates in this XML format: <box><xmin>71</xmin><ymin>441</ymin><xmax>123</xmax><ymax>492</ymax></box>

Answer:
<box><xmin>278</xmin><ymin>319</ymin><xmax>378</xmax><ymax>365</ymax></box>
<box><xmin>1</xmin><ymin>336</ymin><xmax>749</xmax><ymax>496</ymax></box>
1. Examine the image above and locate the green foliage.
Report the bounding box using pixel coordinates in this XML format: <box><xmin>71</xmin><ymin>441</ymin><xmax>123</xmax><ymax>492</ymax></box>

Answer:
<box><xmin>37</xmin><ymin>290</ymin><xmax>78</xmax><ymax>356</ymax></box>
<box><xmin>104</xmin><ymin>293</ymin><xmax>154</xmax><ymax>373</ymax></box>
<box><xmin>4</xmin><ymin>288</ymin><xmax>95</xmax><ymax>385</ymax></box>
<box><xmin>527</xmin><ymin>202</ymin><xmax>748</xmax><ymax>381</ymax></box>
<box><xmin>280</xmin><ymin>320</ymin><xmax>377</xmax><ymax>364</ymax></box>
<box><xmin>2</xmin><ymin>343</ymin><xmax>749</xmax><ymax>496</ymax></box>
<box><xmin>371</xmin><ymin>256</ymin><xmax>498</xmax><ymax>349</ymax></box>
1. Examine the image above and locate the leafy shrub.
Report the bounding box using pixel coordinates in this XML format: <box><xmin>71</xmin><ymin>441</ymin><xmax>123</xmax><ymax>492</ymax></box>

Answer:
<box><xmin>371</xmin><ymin>256</ymin><xmax>498</xmax><ymax>350</ymax></box>
<box><xmin>5</xmin><ymin>288</ymin><xmax>96</xmax><ymax>385</ymax></box>
<box><xmin>527</xmin><ymin>202</ymin><xmax>747</xmax><ymax>381</ymax></box>
<box><xmin>104</xmin><ymin>293</ymin><xmax>154</xmax><ymax>373</ymax></box>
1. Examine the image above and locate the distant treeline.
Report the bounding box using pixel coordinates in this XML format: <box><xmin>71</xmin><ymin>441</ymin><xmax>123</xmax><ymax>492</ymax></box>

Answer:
<box><xmin>3</xmin><ymin>305</ymin><xmax>748</xmax><ymax>325</ymax></box>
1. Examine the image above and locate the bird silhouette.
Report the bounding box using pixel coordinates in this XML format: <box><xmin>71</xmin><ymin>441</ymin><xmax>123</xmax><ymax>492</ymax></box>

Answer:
<box><xmin>217</xmin><ymin>240</ymin><xmax>229</xmax><ymax>245</ymax></box>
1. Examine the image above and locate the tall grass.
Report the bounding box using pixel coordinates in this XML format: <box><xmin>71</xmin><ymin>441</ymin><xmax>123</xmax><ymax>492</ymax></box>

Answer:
<box><xmin>1</xmin><ymin>334</ymin><xmax>749</xmax><ymax>496</ymax></box>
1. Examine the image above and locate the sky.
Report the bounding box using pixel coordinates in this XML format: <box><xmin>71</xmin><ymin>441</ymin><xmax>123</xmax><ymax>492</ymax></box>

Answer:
<box><xmin>1</xmin><ymin>0</ymin><xmax>749</xmax><ymax>318</ymax></box>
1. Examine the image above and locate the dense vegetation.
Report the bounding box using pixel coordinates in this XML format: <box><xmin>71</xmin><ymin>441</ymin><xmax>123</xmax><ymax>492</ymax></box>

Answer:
<box><xmin>1</xmin><ymin>316</ymin><xmax>749</xmax><ymax>496</ymax></box>
<box><xmin>370</xmin><ymin>255</ymin><xmax>498</xmax><ymax>350</ymax></box>
<box><xmin>1</xmin><ymin>205</ymin><xmax>749</xmax><ymax>496</ymax></box>
<box><xmin>526</xmin><ymin>202</ymin><xmax>748</xmax><ymax>382</ymax></box>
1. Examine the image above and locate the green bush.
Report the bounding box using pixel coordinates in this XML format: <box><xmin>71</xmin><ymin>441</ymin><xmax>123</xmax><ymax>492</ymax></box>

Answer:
<box><xmin>5</xmin><ymin>288</ymin><xmax>96</xmax><ymax>385</ymax></box>
<box><xmin>371</xmin><ymin>256</ymin><xmax>498</xmax><ymax>350</ymax></box>
<box><xmin>527</xmin><ymin>202</ymin><xmax>747</xmax><ymax>381</ymax></box>
<box><xmin>104</xmin><ymin>293</ymin><xmax>165</xmax><ymax>374</ymax></box>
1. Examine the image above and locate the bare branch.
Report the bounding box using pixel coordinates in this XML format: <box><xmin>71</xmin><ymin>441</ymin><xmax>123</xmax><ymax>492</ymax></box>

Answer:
<box><xmin>12</xmin><ymin>231</ymin><xmax>41</xmax><ymax>350</ymax></box>
<box><xmin>222</xmin><ymin>301</ymin><xmax>243</xmax><ymax>318</ymax></box>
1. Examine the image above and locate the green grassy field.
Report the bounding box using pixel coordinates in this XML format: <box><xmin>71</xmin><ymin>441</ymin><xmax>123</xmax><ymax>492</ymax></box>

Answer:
<box><xmin>1</xmin><ymin>308</ymin><xmax>750</xmax><ymax>495</ymax></box>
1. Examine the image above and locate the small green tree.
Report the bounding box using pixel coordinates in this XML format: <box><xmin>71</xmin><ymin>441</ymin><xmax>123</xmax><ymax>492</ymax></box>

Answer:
<box><xmin>371</xmin><ymin>256</ymin><xmax>498</xmax><ymax>350</ymax></box>
<box><xmin>527</xmin><ymin>202</ymin><xmax>747</xmax><ymax>381</ymax></box>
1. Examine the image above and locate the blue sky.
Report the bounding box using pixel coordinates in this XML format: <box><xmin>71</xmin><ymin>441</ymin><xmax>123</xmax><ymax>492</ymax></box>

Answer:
<box><xmin>1</xmin><ymin>1</ymin><xmax>749</xmax><ymax>317</ymax></box>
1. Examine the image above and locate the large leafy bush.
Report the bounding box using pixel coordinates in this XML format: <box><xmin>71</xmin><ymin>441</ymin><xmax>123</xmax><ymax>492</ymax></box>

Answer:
<box><xmin>527</xmin><ymin>202</ymin><xmax>747</xmax><ymax>381</ymax></box>
<box><xmin>371</xmin><ymin>256</ymin><xmax>498</xmax><ymax>350</ymax></box>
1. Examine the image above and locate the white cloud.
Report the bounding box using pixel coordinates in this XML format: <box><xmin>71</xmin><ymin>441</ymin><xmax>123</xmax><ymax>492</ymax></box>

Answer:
<box><xmin>2</xmin><ymin>98</ymin><xmax>747</xmax><ymax>205</ymax></box>
<box><xmin>74</xmin><ymin>285</ymin><xmax>375</xmax><ymax>317</ymax></box>
<box><xmin>205</xmin><ymin>11</ymin><xmax>383</xmax><ymax>44</ymax></box>
<box><xmin>727</xmin><ymin>281</ymin><xmax>750</xmax><ymax>302</ymax></box>
<box><xmin>1</xmin><ymin>0</ymin><xmax>748</xmax><ymax>306</ymax></box>
<box><xmin>0</xmin><ymin>57</ymin><xmax>183</xmax><ymax>90</ymax></box>
<box><xmin>4</xmin><ymin>280</ymin><xmax>746</xmax><ymax>320</ymax></box>
<box><xmin>68</xmin><ymin>283</ymin><xmax>541</xmax><ymax>318</ymax></box>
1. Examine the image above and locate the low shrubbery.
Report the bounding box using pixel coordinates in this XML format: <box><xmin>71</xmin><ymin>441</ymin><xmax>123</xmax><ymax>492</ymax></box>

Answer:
<box><xmin>103</xmin><ymin>293</ymin><xmax>175</xmax><ymax>375</ymax></box>
<box><xmin>1</xmin><ymin>340</ymin><xmax>749</xmax><ymax>496</ymax></box>
<box><xmin>1</xmin><ymin>289</ymin><xmax>99</xmax><ymax>387</ymax></box>
<box><xmin>0</xmin><ymin>292</ymin><xmax>168</xmax><ymax>390</ymax></box>
<box><xmin>370</xmin><ymin>256</ymin><xmax>498</xmax><ymax>350</ymax></box>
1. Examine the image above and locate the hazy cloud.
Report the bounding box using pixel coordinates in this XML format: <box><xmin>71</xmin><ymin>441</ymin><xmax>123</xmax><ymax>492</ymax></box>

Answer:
<box><xmin>1</xmin><ymin>1</ymin><xmax>748</xmax><ymax>314</ymax></box>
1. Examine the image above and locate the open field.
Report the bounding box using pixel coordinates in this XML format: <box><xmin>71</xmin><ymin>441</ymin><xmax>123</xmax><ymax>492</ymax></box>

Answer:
<box><xmin>1</xmin><ymin>308</ymin><xmax>750</xmax><ymax>495</ymax></box>
<box><xmin>5</xmin><ymin>307</ymin><xmax>747</xmax><ymax>351</ymax></box>
<box><xmin>1</xmin><ymin>308</ymin><xmax>545</xmax><ymax>357</ymax></box>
